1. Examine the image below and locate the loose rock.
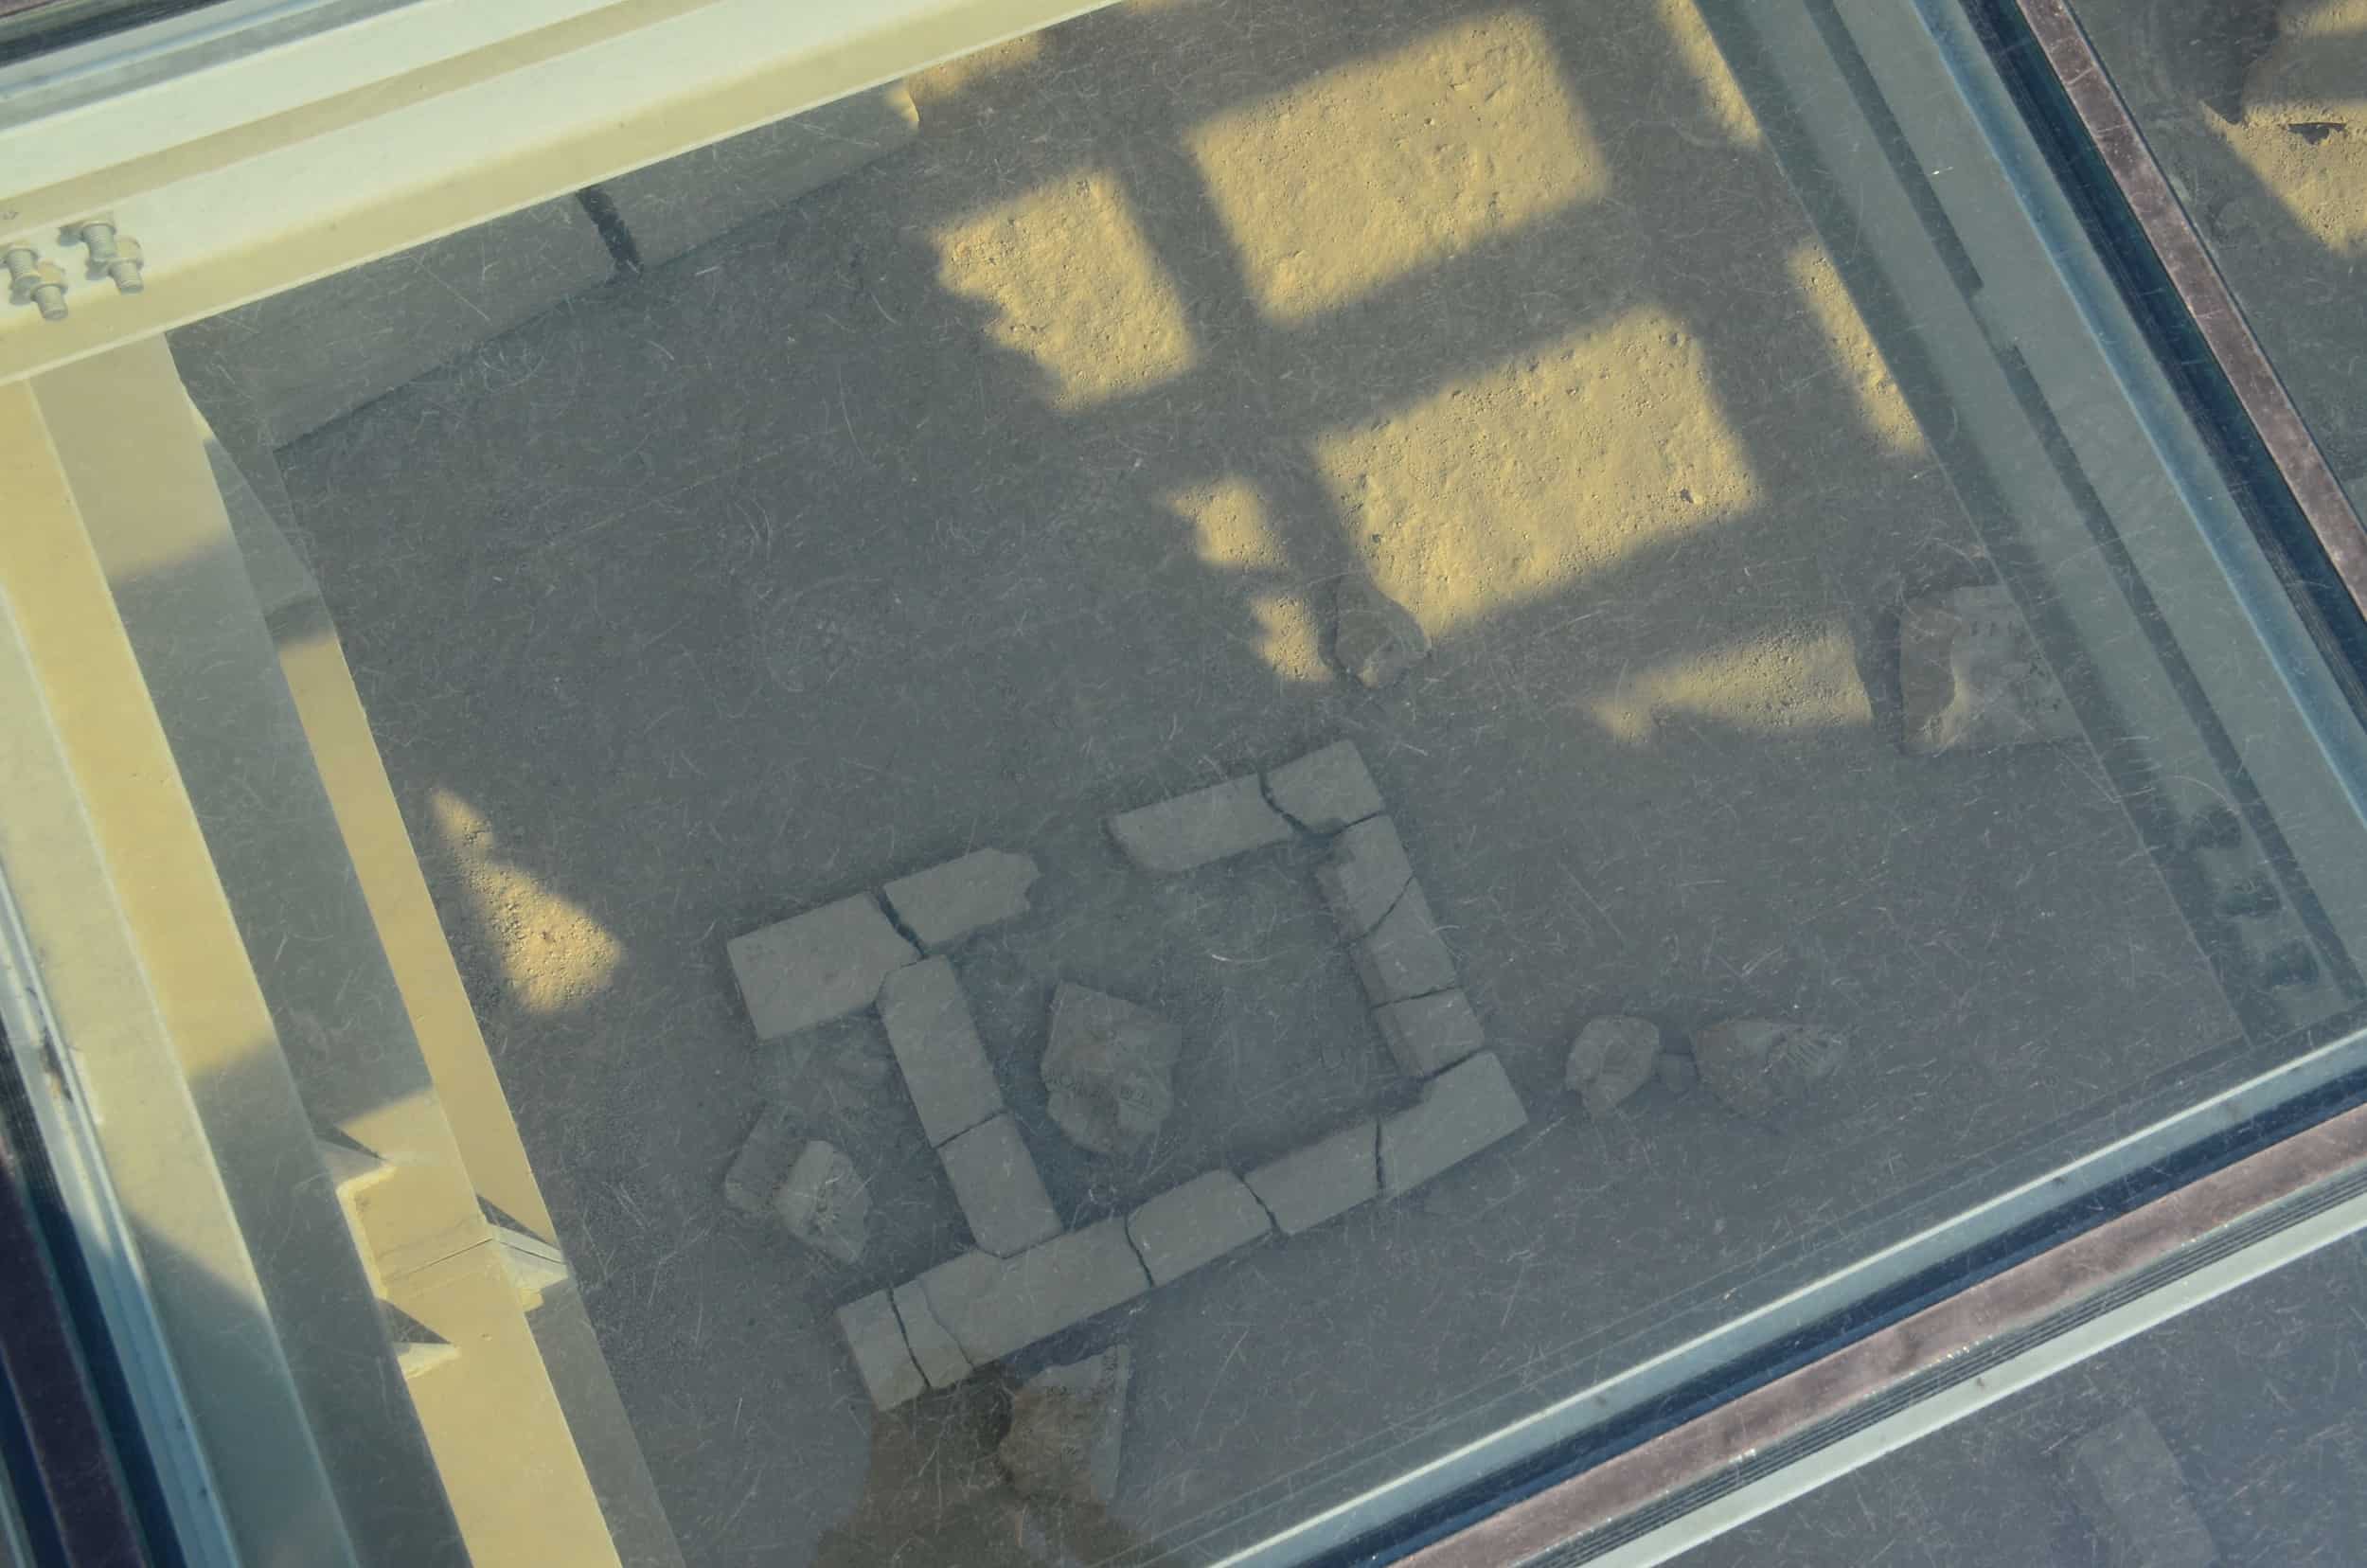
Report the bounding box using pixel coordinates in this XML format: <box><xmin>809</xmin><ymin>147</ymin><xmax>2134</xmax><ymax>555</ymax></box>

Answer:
<box><xmin>1041</xmin><ymin>985</ymin><xmax>1180</xmax><ymax>1156</ymax></box>
<box><xmin>722</xmin><ymin>1103</ymin><xmax>802</xmax><ymax>1217</ymax></box>
<box><xmin>1899</xmin><ymin>584</ymin><xmax>2078</xmax><ymax>755</ymax></box>
<box><xmin>728</xmin><ymin>892</ymin><xmax>918</xmax><ymax>1041</ymax></box>
<box><xmin>1316</xmin><ymin>815</ymin><xmax>1415</xmax><ymax>937</ymax></box>
<box><xmin>1265</xmin><ymin>740</ymin><xmax>1384</xmax><ymax>832</ymax></box>
<box><xmin>1693</xmin><ymin>1019</ymin><xmax>1850</xmax><ymax>1120</ymax></box>
<box><xmin>1352</xmin><ymin>882</ymin><xmax>1458</xmax><ymax>1004</ymax></box>
<box><xmin>882</xmin><ymin>848</ymin><xmax>1041</xmax><ymax>953</ymax></box>
<box><xmin>774</xmin><ymin>1139</ymin><xmax>869</xmax><ymax>1265</ymax></box>
<box><xmin>1565</xmin><ymin>1016</ymin><xmax>1663</xmax><ymax>1115</ymax></box>
<box><xmin>1108</xmin><ymin>775</ymin><xmax>1290</xmax><ymax>875</ymax></box>
<box><xmin>1332</xmin><ymin>577</ymin><xmax>1431</xmax><ymax>690</ymax></box>
<box><xmin>999</xmin><ymin>1346</ymin><xmax>1131</xmax><ymax>1506</ymax></box>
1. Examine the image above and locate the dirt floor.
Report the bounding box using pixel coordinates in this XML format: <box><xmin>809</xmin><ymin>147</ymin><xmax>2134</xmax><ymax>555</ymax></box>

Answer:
<box><xmin>263</xmin><ymin>1</ymin><xmax>2265</xmax><ymax>1561</ymax></box>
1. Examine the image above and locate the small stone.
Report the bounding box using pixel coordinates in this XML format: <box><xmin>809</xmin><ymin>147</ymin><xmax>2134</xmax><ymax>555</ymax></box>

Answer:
<box><xmin>1041</xmin><ymin>985</ymin><xmax>1180</xmax><ymax>1157</ymax></box>
<box><xmin>892</xmin><ymin>1280</ymin><xmax>971</xmax><ymax>1389</ymax></box>
<box><xmin>1379</xmin><ymin>1052</ymin><xmax>1527</xmax><ymax>1194</ymax></box>
<box><xmin>938</xmin><ymin>1114</ymin><xmax>1062</xmax><ymax>1257</ymax></box>
<box><xmin>917</xmin><ymin>1221</ymin><xmax>1149</xmax><ymax>1364</ymax></box>
<box><xmin>1899</xmin><ymin>584</ymin><xmax>2078</xmax><ymax>755</ymax></box>
<box><xmin>774</xmin><ymin>1140</ymin><xmax>869</xmax><ymax>1264</ymax></box>
<box><xmin>1108</xmin><ymin>775</ymin><xmax>1291</xmax><ymax>875</ymax></box>
<box><xmin>1656</xmin><ymin>1050</ymin><xmax>1698</xmax><ymax>1096</ymax></box>
<box><xmin>729</xmin><ymin>893</ymin><xmax>917</xmax><ymax>1041</ymax></box>
<box><xmin>836</xmin><ymin>1291</ymin><xmax>925</xmax><ymax>1410</ymax></box>
<box><xmin>2066</xmin><ymin>1409</ymin><xmax>2216</xmax><ymax>1568</ymax></box>
<box><xmin>882</xmin><ymin>848</ymin><xmax>1041</xmax><ymax>953</ymax></box>
<box><xmin>1126</xmin><ymin>1171</ymin><xmax>1271</xmax><ymax>1284</ymax></box>
<box><xmin>878</xmin><ymin>957</ymin><xmax>1004</xmax><ymax>1147</ymax></box>
<box><xmin>1265</xmin><ymin>740</ymin><xmax>1384</xmax><ymax>832</ymax></box>
<box><xmin>1565</xmin><ymin>1016</ymin><xmax>1664</xmax><ymax>1115</ymax></box>
<box><xmin>1693</xmin><ymin>1019</ymin><xmax>1850</xmax><ymax>1120</ymax></box>
<box><xmin>1244</xmin><ymin>1122</ymin><xmax>1378</xmax><ymax>1234</ymax></box>
<box><xmin>1374</xmin><ymin>989</ymin><xmax>1486</xmax><ymax>1078</ymax></box>
<box><xmin>1316</xmin><ymin>815</ymin><xmax>1415</xmax><ymax>937</ymax></box>
<box><xmin>999</xmin><ymin>1347</ymin><xmax>1131</xmax><ymax>1506</ymax></box>
<box><xmin>722</xmin><ymin>1103</ymin><xmax>801</xmax><ymax>1217</ymax></box>
<box><xmin>1352</xmin><ymin>882</ymin><xmax>1457</xmax><ymax>1004</ymax></box>
<box><xmin>1332</xmin><ymin>577</ymin><xmax>1431</xmax><ymax>690</ymax></box>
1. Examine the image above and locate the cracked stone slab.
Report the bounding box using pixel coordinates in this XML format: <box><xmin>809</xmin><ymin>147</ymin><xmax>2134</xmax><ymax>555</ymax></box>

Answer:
<box><xmin>722</xmin><ymin>1104</ymin><xmax>801</xmax><ymax>1217</ymax></box>
<box><xmin>1380</xmin><ymin>1052</ymin><xmax>1527</xmax><ymax>1194</ymax></box>
<box><xmin>882</xmin><ymin>848</ymin><xmax>1041</xmax><ymax>953</ymax></box>
<box><xmin>1042</xmin><ymin>985</ymin><xmax>1180</xmax><ymax>1156</ymax></box>
<box><xmin>1352</xmin><ymin>882</ymin><xmax>1457</xmax><ymax>1004</ymax></box>
<box><xmin>878</xmin><ymin>958</ymin><xmax>1003</xmax><ymax>1147</ymax></box>
<box><xmin>892</xmin><ymin>1280</ymin><xmax>971</xmax><ymax>1390</ymax></box>
<box><xmin>774</xmin><ymin>1139</ymin><xmax>869</xmax><ymax>1265</ymax></box>
<box><xmin>938</xmin><ymin>1114</ymin><xmax>1061</xmax><ymax>1256</ymax></box>
<box><xmin>837</xmin><ymin>1291</ymin><xmax>926</xmax><ymax>1410</ymax></box>
<box><xmin>1265</xmin><ymin>740</ymin><xmax>1384</xmax><ymax>833</ymax></box>
<box><xmin>2067</xmin><ymin>1409</ymin><xmax>2216</xmax><ymax>1568</ymax></box>
<box><xmin>729</xmin><ymin>893</ymin><xmax>917</xmax><ymax>1041</ymax></box>
<box><xmin>917</xmin><ymin>1220</ymin><xmax>1149</xmax><ymax>1365</ymax></box>
<box><xmin>999</xmin><ymin>1346</ymin><xmax>1130</xmax><ymax>1506</ymax></box>
<box><xmin>1565</xmin><ymin>1016</ymin><xmax>1663</xmax><ymax>1115</ymax></box>
<box><xmin>1316</xmin><ymin>815</ymin><xmax>1414</xmax><ymax>937</ymax></box>
<box><xmin>1126</xmin><ymin>1171</ymin><xmax>1272</xmax><ymax>1285</ymax></box>
<box><xmin>1693</xmin><ymin>1019</ymin><xmax>1849</xmax><ymax>1121</ymax></box>
<box><xmin>1899</xmin><ymin>584</ymin><xmax>2078</xmax><ymax>755</ymax></box>
<box><xmin>1374</xmin><ymin>989</ymin><xmax>1486</xmax><ymax>1078</ymax></box>
<box><xmin>1244</xmin><ymin>1121</ymin><xmax>1378</xmax><ymax>1235</ymax></box>
<box><xmin>1108</xmin><ymin>775</ymin><xmax>1291</xmax><ymax>874</ymax></box>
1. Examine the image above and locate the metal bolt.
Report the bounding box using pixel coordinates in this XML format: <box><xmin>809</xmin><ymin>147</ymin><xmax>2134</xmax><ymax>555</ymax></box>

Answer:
<box><xmin>3</xmin><ymin>245</ymin><xmax>68</xmax><ymax>321</ymax></box>
<box><xmin>62</xmin><ymin>221</ymin><xmax>144</xmax><ymax>294</ymax></box>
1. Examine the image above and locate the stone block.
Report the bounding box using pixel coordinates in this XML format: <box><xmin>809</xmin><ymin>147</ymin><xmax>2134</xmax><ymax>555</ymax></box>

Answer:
<box><xmin>1899</xmin><ymin>584</ymin><xmax>2078</xmax><ymax>755</ymax></box>
<box><xmin>1352</xmin><ymin>882</ymin><xmax>1457</xmax><ymax>1004</ymax></box>
<box><xmin>882</xmin><ymin>848</ymin><xmax>1040</xmax><ymax>953</ymax></box>
<box><xmin>2066</xmin><ymin>1409</ymin><xmax>2216</xmax><ymax>1568</ymax></box>
<box><xmin>836</xmin><ymin>1291</ymin><xmax>925</xmax><ymax>1410</ymax></box>
<box><xmin>1380</xmin><ymin>1052</ymin><xmax>1527</xmax><ymax>1194</ymax></box>
<box><xmin>1374</xmin><ymin>989</ymin><xmax>1486</xmax><ymax>1078</ymax></box>
<box><xmin>598</xmin><ymin>85</ymin><xmax>921</xmax><ymax>269</ymax></box>
<box><xmin>1108</xmin><ymin>775</ymin><xmax>1290</xmax><ymax>874</ymax></box>
<box><xmin>877</xmin><ymin>958</ymin><xmax>1003</xmax><ymax>1146</ymax></box>
<box><xmin>774</xmin><ymin>1140</ymin><xmax>868</xmax><ymax>1265</ymax></box>
<box><xmin>1565</xmin><ymin>1016</ymin><xmax>1663</xmax><ymax>1115</ymax></box>
<box><xmin>721</xmin><ymin>1104</ymin><xmax>801</xmax><ymax>1217</ymax></box>
<box><xmin>1126</xmin><ymin>1171</ymin><xmax>1272</xmax><ymax>1284</ymax></box>
<box><xmin>1041</xmin><ymin>985</ymin><xmax>1179</xmax><ymax>1156</ymax></box>
<box><xmin>1244</xmin><ymin>1122</ymin><xmax>1378</xmax><ymax>1235</ymax></box>
<box><xmin>1316</xmin><ymin>815</ymin><xmax>1414</xmax><ymax>937</ymax></box>
<box><xmin>729</xmin><ymin>893</ymin><xmax>917</xmax><ymax>1042</ymax></box>
<box><xmin>1265</xmin><ymin>740</ymin><xmax>1384</xmax><ymax>832</ymax></box>
<box><xmin>891</xmin><ymin>1280</ymin><xmax>971</xmax><ymax>1389</ymax></box>
<box><xmin>917</xmin><ymin>1220</ymin><xmax>1149</xmax><ymax>1365</ymax></box>
<box><xmin>938</xmin><ymin>1114</ymin><xmax>1061</xmax><ymax>1256</ymax></box>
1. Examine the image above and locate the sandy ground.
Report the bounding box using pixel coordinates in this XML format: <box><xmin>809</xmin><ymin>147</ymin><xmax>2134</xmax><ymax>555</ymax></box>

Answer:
<box><xmin>267</xmin><ymin>1</ymin><xmax>2256</xmax><ymax>1561</ymax></box>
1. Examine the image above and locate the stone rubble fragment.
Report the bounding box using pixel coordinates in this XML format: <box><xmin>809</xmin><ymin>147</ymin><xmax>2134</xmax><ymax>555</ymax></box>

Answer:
<box><xmin>1332</xmin><ymin>576</ymin><xmax>1431</xmax><ymax>690</ymax></box>
<box><xmin>1352</xmin><ymin>882</ymin><xmax>1457</xmax><ymax>1004</ymax></box>
<box><xmin>2066</xmin><ymin>1409</ymin><xmax>2217</xmax><ymax>1568</ymax></box>
<box><xmin>938</xmin><ymin>1113</ymin><xmax>1062</xmax><ymax>1257</ymax></box>
<box><xmin>1126</xmin><ymin>1171</ymin><xmax>1272</xmax><ymax>1285</ymax></box>
<box><xmin>1380</xmin><ymin>1052</ymin><xmax>1527</xmax><ymax>1194</ymax></box>
<box><xmin>1041</xmin><ymin>985</ymin><xmax>1180</xmax><ymax>1156</ymax></box>
<box><xmin>877</xmin><ymin>957</ymin><xmax>1004</xmax><ymax>1147</ymax></box>
<box><xmin>1693</xmin><ymin>1019</ymin><xmax>1850</xmax><ymax>1121</ymax></box>
<box><xmin>774</xmin><ymin>1139</ymin><xmax>870</xmax><ymax>1265</ymax></box>
<box><xmin>1264</xmin><ymin>740</ymin><xmax>1385</xmax><ymax>833</ymax></box>
<box><xmin>882</xmin><ymin>848</ymin><xmax>1041</xmax><ymax>953</ymax></box>
<box><xmin>1374</xmin><ymin>989</ymin><xmax>1486</xmax><ymax>1078</ymax></box>
<box><xmin>1244</xmin><ymin>1121</ymin><xmax>1378</xmax><ymax>1235</ymax></box>
<box><xmin>1108</xmin><ymin>775</ymin><xmax>1291</xmax><ymax>875</ymax></box>
<box><xmin>729</xmin><ymin>892</ymin><xmax>918</xmax><ymax>1041</ymax></box>
<box><xmin>1564</xmin><ymin>1016</ymin><xmax>1664</xmax><ymax>1115</ymax></box>
<box><xmin>722</xmin><ymin>1104</ymin><xmax>801</xmax><ymax>1218</ymax></box>
<box><xmin>999</xmin><ymin>1346</ymin><xmax>1131</xmax><ymax>1506</ymax></box>
<box><xmin>917</xmin><ymin>1220</ymin><xmax>1149</xmax><ymax>1365</ymax></box>
<box><xmin>1316</xmin><ymin>815</ymin><xmax>1415</xmax><ymax>937</ymax></box>
<box><xmin>837</xmin><ymin>1291</ymin><xmax>926</xmax><ymax>1410</ymax></box>
<box><xmin>892</xmin><ymin>1279</ymin><xmax>971</xmax><ymax>1389</ymax></box>
<box><xmin>1898</xmin><ymin>584</ymin><xmax>2079</xmax><ymax>755</ymax></box>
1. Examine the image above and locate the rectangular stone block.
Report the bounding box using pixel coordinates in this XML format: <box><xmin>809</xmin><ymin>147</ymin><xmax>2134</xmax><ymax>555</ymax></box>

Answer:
<box><xmin>1316</xmin><ymin>815</ymin><xmax>1413</xmax><ymax>937</ymax></box>
<box><xmin>1265</xmin><ymin>740</ymin><xmax>1384</xmax><ymax>832</ymax></box>
<box><xmin>1244</xmin><ymin>1122</ymin><xmax>1378</xmax><ymax>1235</ymax></box>
<box><xmin>729</xmin><ymin>892</ymin><xmax>917</xmax><ymax>1042</ymax></box>
<box><xmin>892</xmin><ymin>1280</ymin><xmax>971</xmax><ymax>1390</ymax></box>
<box><xmin>2067</xmin><ymin>1410</ymin><xmax>2216</xmax><ymax>1568</ymax></box>
<box><xmin>882</xmin><ymin>848</ymin><xmax>1040</xmax><ymax>953</ymax></box>
<box><xmin>1352</xmin><ymin>882</ymin><xmax>1457</xmax><ymax>1004</ymax></box>
<box><xmin>1374</xmin><ymin>989</ymin><xmax>1485</xmax><ymax>1078</ymax></box>
<box><xmin>938</xmin><ymin>1114</ymin><xmax>1061</xmax><ymax>1257</ymax></box>
<box><xmin>721</xmin><ymin>1104</ymin><xmax>800</xmax><ymax>1217</ymax></box>
<box><xmin>1380</xmin><ymin>1052</ymin><xmax>1527</xmax><ymax>1194</ymax></box>
<box><xmin>917</xmin><ymin>1220</ymin><xmax>1148</xmax><ymax>1365</ymax></box>
<box><xmin>1109</xmin><ymin>775</ymin><xmax>1290</xmax><ymax>874</ymax></box>
<box><xmin>837</xmin><ymin>1291</ymin><xmax>926</xmax><ymax>1410</ymax></box>
<box><xmin>878</xmin><ymin>958</ymin><xmax>1003</xmax><ymax>1147</ymax></box>
<box><xmin>599</xmin><ymin>85</ymin><xmax>921</xmax><ymax>269</ymax></box>
<box><xmin>1127</xmin><ymin>1171</ymin><xmax>1271</xmax><ymax>1284</ymax></box>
